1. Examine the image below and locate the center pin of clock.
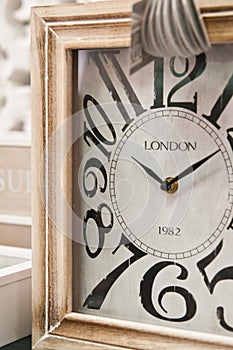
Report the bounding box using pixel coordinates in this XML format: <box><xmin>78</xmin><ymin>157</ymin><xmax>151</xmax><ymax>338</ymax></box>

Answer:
<box><xmin>161</xmin><ymin>177</ymin><xmax>178</xmax><ymax>194</ymax></box>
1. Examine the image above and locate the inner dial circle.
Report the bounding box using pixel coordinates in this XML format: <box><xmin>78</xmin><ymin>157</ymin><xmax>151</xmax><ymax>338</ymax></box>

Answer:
<box><xmin>109</xmin><ymin>109</ymin><xmax>233</xmax><ymax>259</ymax></box>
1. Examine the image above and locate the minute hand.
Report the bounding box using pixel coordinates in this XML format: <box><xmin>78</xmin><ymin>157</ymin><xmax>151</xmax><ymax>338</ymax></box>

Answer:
<box><xmin>168</xmin><ymin>149</ymin><xmax>220</xmax><ymax>186</ymax></box>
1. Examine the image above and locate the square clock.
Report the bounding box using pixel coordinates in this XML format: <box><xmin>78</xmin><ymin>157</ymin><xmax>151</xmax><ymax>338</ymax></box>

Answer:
<box><xmin>31</xmin><ymin>1</ymin><xmax>233</xmax><ymax>349</ymax></box>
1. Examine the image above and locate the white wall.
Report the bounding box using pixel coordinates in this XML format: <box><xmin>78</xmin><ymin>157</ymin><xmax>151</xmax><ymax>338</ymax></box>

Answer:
<box><xmin>0</xmin><ymin>0</ymin><xmax>80</xmax><ymax>143</ymax></box>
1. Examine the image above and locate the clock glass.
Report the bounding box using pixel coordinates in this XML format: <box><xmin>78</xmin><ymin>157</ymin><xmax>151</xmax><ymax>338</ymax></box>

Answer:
<box><xmin>72</xmin><ymin>46</ymin><xmax>233</xmax><ymax>336</ymax></box>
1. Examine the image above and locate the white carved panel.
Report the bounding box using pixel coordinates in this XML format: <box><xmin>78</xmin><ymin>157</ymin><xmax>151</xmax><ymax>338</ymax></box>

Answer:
<box><xmin>0</xmin><ymin>0</ymin><xmax>76</xmax><ymax>145</ymax></box>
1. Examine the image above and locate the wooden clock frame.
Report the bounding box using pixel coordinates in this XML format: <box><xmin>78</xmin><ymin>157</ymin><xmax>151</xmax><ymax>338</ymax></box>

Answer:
<box><xmin>31</xmin><ymin>1</ymin><xmax>233</xmax><ymax>349</ymax></box>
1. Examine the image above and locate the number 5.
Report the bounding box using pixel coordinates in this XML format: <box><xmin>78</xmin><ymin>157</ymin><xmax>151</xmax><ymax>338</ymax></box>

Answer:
<box><xmin>197</xmin><ymin>240</ymin><xmax>233</xmax><ymax>331</ymax></box>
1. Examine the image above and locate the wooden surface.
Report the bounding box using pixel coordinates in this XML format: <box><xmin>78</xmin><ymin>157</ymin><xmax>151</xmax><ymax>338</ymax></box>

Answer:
<box><xmin>0</xmin><ymin>146</ymin><xmax>30</xmax><ymax>216</ymax></box>
<box><xmin>31</xmin><ymin>0</ymin><xmax>233</xmax><ymax>44</ymax></box>
<box><xmin>31</xmin><ymin>1</ymin><xmax>233</xmax><ymax>349</ymax></box>
<box><xmin>0</xmin><ymin>223</ymin><xmax>31</xmax><ymax>248</ymax></box>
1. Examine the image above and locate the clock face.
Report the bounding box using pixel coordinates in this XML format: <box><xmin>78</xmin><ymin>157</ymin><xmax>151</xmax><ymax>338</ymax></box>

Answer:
<box><xmin>72</xmin><ymin>47</ymin><xmax>233</xmax><ymax>336</ymax></box>
<box><xmin>109</xmin><ymin>109</ymin><xmax>232</xmax><ymax>259</ymax></box>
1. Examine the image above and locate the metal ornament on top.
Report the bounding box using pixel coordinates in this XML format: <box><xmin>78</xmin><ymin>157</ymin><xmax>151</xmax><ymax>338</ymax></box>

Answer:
<box><xmin>130</xmin><ymin>0</ymin><xmax>212</xmax><ymax>73</ymax></box>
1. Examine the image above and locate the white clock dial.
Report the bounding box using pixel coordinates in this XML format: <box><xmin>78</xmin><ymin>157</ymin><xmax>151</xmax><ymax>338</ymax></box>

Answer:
<box><xmin>109</xmin><ymin>108</ymin><xmax>233</xmax><ymax>259</ymax></box>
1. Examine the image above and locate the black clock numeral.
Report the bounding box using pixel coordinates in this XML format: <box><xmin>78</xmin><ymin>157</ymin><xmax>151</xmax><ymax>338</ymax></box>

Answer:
<box><xmin>90</xmin><ymin>51</ymin><xmax>146</xmax><ymax>130</ymax></box>
<box><xmin>83</xmin><ymin>237</ymin><xmax>197</xmax><ymax>323</ymax></box>
<box><xmin>152</xmin><ymin>54</ymin><xmax>207</xmax><ymax>113</ymax></box>
<box><xmin>84</xmin><ymin>94</ymin><xmax>116</xmax><ymax>146</ymax></box>
<box><xmin>217</xmin><ymin>307</ymin><xmax>233</xmax><ymax>332</ymax></box>
<box><xmin>140</xmin><ymin>262</ymin><xmax>197</xmax><ymax>322</ymax></box>
<box><xmin>197</xmin><ymin>240</ymin><xmax>233</xmax><ymax>332</ymax></box>
<box><xmin>83</xmin><ymin>94</ymin><xmax>117</xmax><ymax>162</ymax></box>
<box><xmin>227</xmin><ymin>218</ymin><xmax>233</xmax><ymax>230</ymax></box>
<box><xmin>84</xmin><ymin>122</ymin><xmax>111</xmax><ymax>161</ymax></box>
<box><xmin>83</xmin><ymin>204</ymin><xmax>113</xmax><ymax>259</ymax></box>
<box><xmin>83</xmin><ymin>94</ymin><xmax>117</xmax><ymax>161</ymax></box>
<box><xmin>83</xmin><ymin>237</ymin><xmax>146</xmax><ymax>309</ymax></box>
<box><xmin>151</xmin><ymin>58</ymin><xmax>165</xmax><ymax>109</ymax></box>
<box><xmin>83</xmin><ymin>158</ymin><xmax>107</xmax><ymax>198</ymax></box>
<box><xmin>170</xmin><ymin>57</ymin><xmax>189</xmax><ymax>78</ymax></box>
<box><xmin>167</xmin><ymin>54</ymin><xmax>207</xmax><ymax>113</ymax></box>
<box><xmin>203</xmin><ymin>74</ymin><xmax>233</xmax><ymax>130</ymax></box>
<box><xmin>197</xmin><ymin>240</ymin><xmax>225</xmax><ymax>294</ymax></box>
<box><xmin>227</xmin><ymin>128</ymin><xmax>233</xmax><ymax>151</ymax></box>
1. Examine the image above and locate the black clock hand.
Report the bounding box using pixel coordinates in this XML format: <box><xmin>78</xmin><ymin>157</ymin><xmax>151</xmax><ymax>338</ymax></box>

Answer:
<box><xmin>132</xmin><ymin>156</ymin><xmax>163</xmax><ymax>185</ymax></box>
<box><xmin>166</xmin><ymin>149</ymin><xmax>220</xmax><ymax>189</ymax></box>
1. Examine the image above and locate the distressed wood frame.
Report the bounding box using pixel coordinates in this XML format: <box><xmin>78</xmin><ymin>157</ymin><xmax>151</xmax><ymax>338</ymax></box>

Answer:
<box><xmin>31</xmin><ymin>1</ymin><xmax>233</xmax><ymax>349</ymax></box>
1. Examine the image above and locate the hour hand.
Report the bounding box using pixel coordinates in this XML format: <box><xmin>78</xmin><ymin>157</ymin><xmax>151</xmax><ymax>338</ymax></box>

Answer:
<box><xmin>132</xmin><ymin>156</ymin><xmax>163</xmax><ymax>185</ymax></box>
<box><xmin>168</xmin><ymin>149</ymin><xmax>220</xmax><ymax>187</ymax></box>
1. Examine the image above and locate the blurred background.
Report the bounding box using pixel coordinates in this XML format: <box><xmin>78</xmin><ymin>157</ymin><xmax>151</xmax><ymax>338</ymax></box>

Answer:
<box><xmin>0</xmin><ymin>0</ymin><xmax>99</xmax><ymax>138</ymax></box>
<box><xmin>0</xmin><ymin>1</ymin><xmax>98</xmax><ymax>348</ymax></box>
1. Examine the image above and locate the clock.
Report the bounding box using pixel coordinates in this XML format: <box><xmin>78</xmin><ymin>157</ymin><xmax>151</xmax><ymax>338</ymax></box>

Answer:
<box><xmin>31</xmin><ymin>1</ymin><xmax>233</xmax><ymax>348</ymax></box>
<box><xmin>72</xmin><ymin>46</ymin><xmax>233</xmax><ymax>337</ymax></box>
